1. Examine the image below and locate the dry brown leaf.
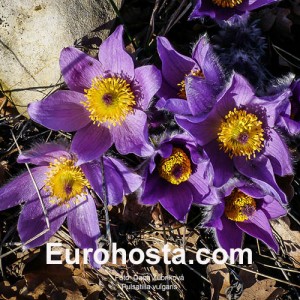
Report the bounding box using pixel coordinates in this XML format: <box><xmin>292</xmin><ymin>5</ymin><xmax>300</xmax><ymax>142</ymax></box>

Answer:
<box><xmin>8</xmin><ymin>249</ymin><xmax>40</xmax><ymax>278</ymax></box>
<box><xmin>98</xmin><ymin>264</ymin><xmax>123</xmax><ymax>279</ymax></box>
<box><xmin>149</xmin><ymin>265</ymin><xmax>164</xmax><ymax>278</ymax></box>
<box><xmin>18</xmin><ymin>247</ymin><xmax>102</xmax><ymax>299</ymax></box>
<box><xmin>153</xmin><ymin>241</ymin><xmax>178</xmax><ymax>259</ymax></box>
<box><xmin>0</xmin><ymin>161</ymin><xmax>9</xmax><ymax>185</ymax></box>
<box><xmin>184</xmin><ymin>231</ymin><xmax>199</xmax><ymax>249</ymax></box>
<box><xmin>239</xmin><ymin>279</ymin><xmax>285</xmax><ymax>300</ymax></box>
<box><xmin>239</xmin><ymin>264</ymin><xmax>259</xmax><ymax>289</ymax></box>
<box><xmin>271</xmin><ymin>216</ymin><xmax>300</xmax><ymax>268</ymax></box>
<box><xmin>151</xmin><ymin>205</ymin><xmax>162</xmax><ymax>226</ymax></box>
<box><xmin>0</xmin><ymin>280</ymin><xmax>26</xmax><ymax>299</ymax></box>
<box><xmin>0</xmin><ymin>95</ymin><xmax>17</xmax><ymax>116</ymax></box>
<box><xmin>122</xmin><ymin>194</ymin><xmax>153</xmax><ymax>227</ymax></box>
<box><xmin>207</xmin><ymin>263</ymin><xmax>230</xmax><ymax>300</ymax></box>
<box><xmin>72</xmin><ymin>276</ymin><xmax>101</xmax><ymax>297</ymax></box>
<box><xmin>125</xmin><ymin>43</ymin><xmax>136</xmax><ymax>54</ymax></box>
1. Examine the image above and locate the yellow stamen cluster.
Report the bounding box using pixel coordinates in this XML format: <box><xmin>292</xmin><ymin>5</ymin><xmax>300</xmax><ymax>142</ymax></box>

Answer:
<box><xmin>177</xmin><ymin>69</ymin><xmax>204</xmax><ymax>99</ymax></box>
<box><xmin>212</xmin><ymin>0</ymin><xmax>243</xmax><ymax>8</ymax></box>
<box><xmin>44</xmin><ymin>157</ymin><xmax>90</xmax><ymax>206</ymax></box>
<box><xmin>217</xmin><ymin>108</ymin><xmax>264</xmax><ymax>159</ymax></box>
<box><xmin>225</xmin><ymin>189</ymin><xmax>256</xmax><ymax>222</ymax></box>
<box><xmin>82</xmin><ymin>76</ymin><xmax>136</xmax><ymax>127</ymax></box>
<box><xmin>158</xmin><ymin>147</ymin><xmax>192</xmax><ymax>185</ymax></box>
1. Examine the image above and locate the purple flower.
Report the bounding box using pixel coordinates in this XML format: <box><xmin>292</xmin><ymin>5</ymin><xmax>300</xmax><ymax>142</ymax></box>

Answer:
<box><xmin>0</xmin><ymin>143</ymin><xmax>142</xmax><ymax>267</ymax></box>
<box><xmin>205</xmin><ymin>178</ymin><xmax>287</xmax><ymax>253</ymax></box>
<box><xmin>140</xmin><ymin>134</ymin><xmax>219</xmax><ymax>221</ymax></box>
<box><xmin>28</xmin><ymin>25</ymin><xmax>162</xmax><ymax>164</ymax></box>
<box><xmin>156</xmin><ymin>35</ymin><xmax>224</xmax><ymax>120</ymax></box>
<box><xmin>189</xmin><ymin>0</ymin><xmax>277</xmax><ymax>21</ymax></box>
<box><xmin>173</xmin><ymin>73</ymin><xmax>293</xmax><ymax>203</ymax></box>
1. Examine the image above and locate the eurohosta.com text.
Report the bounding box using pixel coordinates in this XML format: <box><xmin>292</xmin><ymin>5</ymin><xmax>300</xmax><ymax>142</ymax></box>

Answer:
<box><xmin>46</xmin><ymin>242</ymin><xmax>252</xmax><ymax>265</ymax></box>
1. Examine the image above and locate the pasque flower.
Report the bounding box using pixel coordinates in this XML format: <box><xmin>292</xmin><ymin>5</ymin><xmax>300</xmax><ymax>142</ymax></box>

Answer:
<box><xmin>140</xmin><ymin>134</ymin><xmax>219</xmax><ymax>221</ymax></box>
<box><xmin>204</xmin><ymin>178</ymin><xmax>287</xmax><ymax>253</ymax></box>
<box><xmin>173</xmin><ymin>73</ymin><xmax>293</xmax><ymax>203</ymax></box>
<box><xmin>28</xmin><ymin>25</ymin><xmax>161</xmax><ymax>164</ymax></box>
<box><xmin>189</xmin><ymin>0</ymin><xmax>277</xmax><ymax>21</ymax></box>
<box><xmin>0</xmin><ymin>143</ymin><xmax>142</xmax><ymax>267</ymax></box>
<box><xmin>156</xmin><ymin>35</ymin><xmax>224</xmax><ymax>121</ymax></box>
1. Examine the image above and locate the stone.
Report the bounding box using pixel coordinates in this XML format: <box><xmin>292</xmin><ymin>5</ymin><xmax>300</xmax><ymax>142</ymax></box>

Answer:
<box><xmin>0</xmin><ymin>0</ymin><xmax>122</xmax><ymax>116</ymax></box>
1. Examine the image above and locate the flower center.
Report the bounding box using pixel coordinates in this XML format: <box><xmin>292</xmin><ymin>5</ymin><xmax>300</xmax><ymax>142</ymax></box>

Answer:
<box><xmin>212</xmin><ymin>0</ymin><xmax>243</xmax><ymax>8</ymax></box>
<box><xmin>44</xmin><ymin>157</ymin><xmax>90</xmax><ymax>206</ymax></box>
<box><xmin>225</xmin><ymin>189</ymin><xmax>256</xmax><ymax>222</ymax></box>
<box><xmin>82</xmin><ymin>76</ymin><xmax>136</xmax><ymax>126</ymax></box>
<box><xmin>158</xmin><ymin>147</ymin><xmax>192</xmax><ymax>185</ymax></box>
<box><xmin>217</xmin><ymin>108</ymin><xmax>264</xmax><ymax>159</ymax></box>
<box><xmin>177</xmin><ymin>69</ymin><xmax>204</xmax><ymax>99</ymax></box>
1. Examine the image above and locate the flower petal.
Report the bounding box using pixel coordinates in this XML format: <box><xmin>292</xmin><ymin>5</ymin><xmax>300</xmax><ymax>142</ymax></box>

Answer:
<box><xmin>264</xmin><ymin>129</ymin><xmax>293</xmax><ymax>176</ymax></box>
<box><xmin>204</xmin><ymin>140</ymin><xmax>234</xmax><ymax>187</ymax></box>
<box><xmin>192</xmin><ymin>35</ymin><xmax>224</xmax><ymax>85</ymax></box>
<box><xmin>107</xmin><ymin>157</ymin><xmax>142</xmax><ymax>194</ymax></box>
<box><xmin>204</xmin><ymin>201</ymin><xmax>225</xmax><ymax>230</ymax></box>
<box><xmin>188</xmin><ymin>168</ymin><xmax>211</xmax><ymax>203</ymax></box>
<box><xmin>60</xmin><ymin>47</ymin><xmax>104</xmax><ymax>93</ymax></box>
<box><xmin>237</xmin><ymin>210</ymin><xmax>279</xmax><ymax>253</ymax></box>
<box><xmin>234</xmin><ymin>156</ymin><xmax>287</xmax><ymax>204</ymax></box>
<box><xmin>188</xmin><ymin>0</ymin><xmax>216</xmax><ymax>19</ymax></box>
<box><xmin>251</xmin><ymin>89</ymin><xmax>290</xmax><ymax>127</ymax></box>
<box><xmin>80</xmin><ymin>161</ymin><xmax>104</xmax><ymax>199</ymax></box>
<box><xmin>71</xmin><ymin>123</ymin><xmax>113</xmax><ymax>165</ymax></box>
<box><xmin>134</xmin><ymin>65</ymin><xmax>162</xmax><ymax>110</ymax></box>
<box><xmin>199</xmin><ymin>186</ymin><xmax>220</xmax><ymax>206</ymax></box>
<box><xmin>261</xmin><ymin>196</ymin><xmax>287</xmax><ymax>219</ymax></box>
<box><xmin>239</xmin><ymin>184</ymin><xmax>267</xmax><ymax>199</ymax></box>
<box><xmin>164</xmin><ymin>98</ymin><xmax>191</xmax><ymax>115</ymax></box>
<box><xmin>185</xmin><ymin>75</ymin><xmax>217</xmax><ymax>117</ymax></box>
<box><xmin>111</xmin><ymin>110</ymin><xmax>154</xmax><ymax>157</ymax></box>
<box><xmin>238</xmin><ymin>0</ymin><xmax>277</xmax><ymax>11</ymax></box>
<box><xmin>175</xmin><ymin>112</ymin><xmax>220</xmax><ymax>146</ymax></box>
<box><xmin>17</xmin><ymin>143</ymin><xmax>69</xmax><ymax>166</ymax></box>
<box><xmin>98</xmin><ymin>25</ymin><xmax>134</xmax><ymax>80</ymax></box>
<box><xmin>202</xmin><ymin>73</ymin><xmax>253</xmax><ymax>121</ymax></box>
<box><xmin>157</xmin><ymin>36</ymin><xmax>195</xmax><ymax>89</ymax></box>
<box><xmin>277</xmin><ymin>115</ymin><xmax>300</xmax><ymax>136</ymax></box>
<box><xmin>28</xmin><ymin>91</ymin><xmax>90</xmax><ymax>132</ymax></box>
<box><xmin>140</xmin><ymin>172</ymin><xmax>163</xmax><ymax>205</ymax></box>
<box><xmin>18</xmin><ymin>192</ymin><xmax>67</xmax><ymax>248</ymax></box>
<box><xmin>0</xmin><ymin>167</ymin><xmax>48</xmax><ymax>211</ymax></box>
<box><xmin>156</xmin><ymin>80</ymin><xmax>178</xmax><ymax>101</ymax></box>
<box><xmin>215</xmin><ymin>216</ymin><xmax>243</xmax><ymax>255</ymax></box>
<box><xmin>67</xmin><ymin>194</ymin><xmax>101</xmax><ymax>268</ymax></box>
<box><xmin>103</xmin><ymin>158</ymin><xmax>125</xmax><ymax>205</ymax></box>
<box><xmin>82</xmin><ymin>157</ymin><xmax>141</xmax><ymax>206</ymax></box>
<box><xmin>189</xmin><ymin>0</ymin><xmax>242</xmax><ymax>21</ymax></box>
<box><xmin>159</xmin><ymin>182</ymin><xmax>194</xmax><ymax>222</ymax></box>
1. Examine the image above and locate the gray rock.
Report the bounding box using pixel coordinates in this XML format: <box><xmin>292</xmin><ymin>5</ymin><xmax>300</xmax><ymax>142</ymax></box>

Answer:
<box><xmin>0</xmin><ymin>0</ymin><xmax>122</xmax><ymax>116</ymax></box>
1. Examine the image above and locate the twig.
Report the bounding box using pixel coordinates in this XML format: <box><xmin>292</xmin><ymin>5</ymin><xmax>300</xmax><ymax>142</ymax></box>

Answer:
<box><xmin>2</xmin><ymin>83</ymin><xmax>63</xmax><ymax>93</ymax></box>
<box><xmin>100</xmin><ymin>157</ymin><xmax>112</xmax><ymax>257</ymax></box>
<box><xmin>158</xmin><ymin>203</ymin><xmax>170</xmax><ymax>299</ymax></box>
<box><xmin>11</xmin><ymin>131</ymin><xmax>50</xmax><ymax>229</ymax></box>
